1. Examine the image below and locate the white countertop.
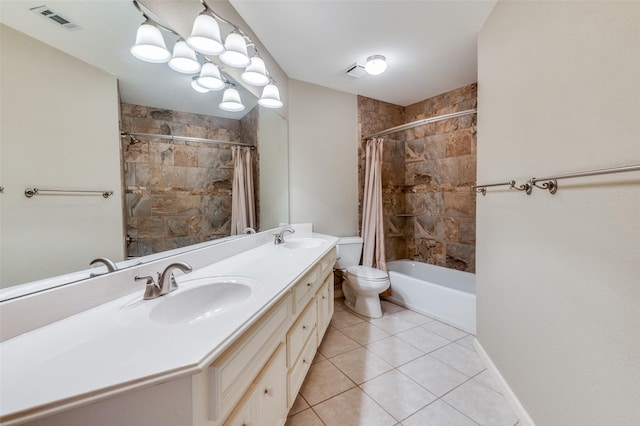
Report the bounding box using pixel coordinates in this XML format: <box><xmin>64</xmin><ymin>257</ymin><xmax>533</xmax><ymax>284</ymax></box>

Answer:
<box><xmin>0</xmin><ymin>233</ymin><xmax>337</xmax><ymax>424</ymax></box>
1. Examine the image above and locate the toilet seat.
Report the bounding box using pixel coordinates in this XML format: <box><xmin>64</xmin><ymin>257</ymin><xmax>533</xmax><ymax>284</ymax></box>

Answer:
<box><xmin>345</xmin><ymin>265</ymin><xmax>388</xmax><ymax>281</ymax></box>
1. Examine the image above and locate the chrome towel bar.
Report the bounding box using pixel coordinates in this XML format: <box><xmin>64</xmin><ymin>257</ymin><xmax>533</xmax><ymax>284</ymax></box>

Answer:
<box><xmin>24</xmin><ymin>188</ymin><xmax>114</xmax><ymax>198</ymax></box>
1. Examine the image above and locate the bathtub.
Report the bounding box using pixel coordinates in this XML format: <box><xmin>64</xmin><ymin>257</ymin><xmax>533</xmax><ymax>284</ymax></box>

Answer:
<box><xmin>385</xmin><ymin>260</ymin><xmax>476</xmax><ymax>334</ymax></box>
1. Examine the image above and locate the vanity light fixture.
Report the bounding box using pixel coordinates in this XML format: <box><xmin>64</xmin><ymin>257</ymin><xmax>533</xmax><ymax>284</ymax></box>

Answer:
<box><xmin>196</xmin><ymin>62</ymin><xmax>226</xmax><ymax>91</ymax></box>
<box><xmin>258</xmin><ymin>83</ymin><xmax>283</xmax><ymax>109</ymax></box>
<box><xmin>364</xmin><ymin>55</ymin><xmax>387</xmax><ymax>76</ymax></box>
<box><xmin>168</xmin><ymin>39</ymin><xmax>201</xmax><ymax>74</ymax></box>
<box><xmin>219</xmin><ymin>86</ymin><xmax>245</xmax><ymax>112</ymax></box>
<box><xmin>130</xmin><ymin>20</ymin><xmax>171</xmax><ymax>63</ymax></box>
<box><xmin>186</xmin><ymin>12</ymin><xmax>224</xmax><ymax>55</ymax></box>
<box><xmin>130</xmin><ymin>0</ymin><xmax>283</xmax><ymax>110</ymax></box>
<box><xmin>220</xmin><ymin>32</ymin><xmax>251</xmax><ymax>68</ymax></box>
<box><xmin>241</xmin><ymin>56</ymin><xmax>270</xmax><ymax>86</ymax></box>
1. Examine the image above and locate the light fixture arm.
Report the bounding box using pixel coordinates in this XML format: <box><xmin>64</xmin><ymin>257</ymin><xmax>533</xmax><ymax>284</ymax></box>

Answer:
<box><xmin>132</xmin><ymin>0</ymin><xmax>180</xmax><ymax>36</ymax></box>
<box><xmin>200</xmin><ymin>0</ymin><xmax>258</xmax><ymax>55</ymax></box>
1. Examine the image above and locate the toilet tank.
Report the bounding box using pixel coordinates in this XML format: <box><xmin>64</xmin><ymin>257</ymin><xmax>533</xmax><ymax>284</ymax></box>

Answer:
<box><xmin>334</xmin><ymin>237</ymin><xmax>364</xmax><ymax>270</ymax></box>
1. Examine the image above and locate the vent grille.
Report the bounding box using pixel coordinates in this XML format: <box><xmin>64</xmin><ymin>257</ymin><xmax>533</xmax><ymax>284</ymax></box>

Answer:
<box><xmin>346</xmin><ymin>63</ymin><xmax>367</xmax><ymax>78</ymax></box>
<box><xmin>30</xmin><ymin>5</ymin><xmax>81</xmax><ymax>31</ymax></box>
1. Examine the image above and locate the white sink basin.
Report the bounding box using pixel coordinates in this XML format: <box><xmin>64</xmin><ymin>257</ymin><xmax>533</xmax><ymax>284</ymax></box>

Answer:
<box><xmin>119</xmin><ymin>276</ymin><xmax>259</xmax><ymax>326</ymax></box>
<box><xmin>283</xmin><ymin>237</ymin><xmax>326</xmax><ymax>249</ymax></box>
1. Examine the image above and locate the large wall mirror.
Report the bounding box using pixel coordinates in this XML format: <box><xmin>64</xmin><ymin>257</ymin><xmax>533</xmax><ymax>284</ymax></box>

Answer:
<box><xmin>0</xmin><ymin>0</ymin><xmax>289</xmax><ymax>299</ymax></box>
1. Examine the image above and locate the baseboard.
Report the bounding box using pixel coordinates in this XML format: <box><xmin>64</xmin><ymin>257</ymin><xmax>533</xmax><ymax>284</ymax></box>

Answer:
<box><xmin>474</xmin><ymin>338</ymin><xmax>536</xmax><ymax>426</ymax></box>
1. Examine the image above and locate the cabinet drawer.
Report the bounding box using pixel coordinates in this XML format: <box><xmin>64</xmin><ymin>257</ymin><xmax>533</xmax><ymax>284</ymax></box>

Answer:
<box><xmin>255</xmin><ymin>344</ymin><xmax>287</xmax><ymax>426</ymax></box>
<box><xmin>292</xmin><ymin>265</ymin><xmax>321</xmax><ymax>314</ymax></box>
<box><xmin>319</xmin><ymin>248</ymin><xmax>337</xmax><ymax>280</ymax></box>
<box><xmin>209</xmin><ymin>294</ymin><xmax>291</xmax><ymax>422</ymax></box>
<box><xmin>223</xmin><ymin>388</ymin><xmax>256</xmax><ymax>426</ymax></box>
<box><xmin>287</xmin><ymin>327</ymin><xmax>317</xmax><ymax>408</ymax></box>
<box><xmin>286</xmin><ymin>300</ymin><xmax>317</xmax><ymax>368</ymax></box>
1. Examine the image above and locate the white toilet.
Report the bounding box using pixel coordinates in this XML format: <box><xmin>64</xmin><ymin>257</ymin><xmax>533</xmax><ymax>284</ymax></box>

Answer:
<box><xmin>335</xmin><ymin>237</ymin><xmax>390</xmax><ymax>319</ymax></box>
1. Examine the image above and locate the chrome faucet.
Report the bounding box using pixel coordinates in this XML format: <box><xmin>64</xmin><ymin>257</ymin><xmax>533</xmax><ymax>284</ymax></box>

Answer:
<box><xmin>89</xmin><ymin>257</ymin><xmax>118</xmax><ymax>277</ymax></box>
<box><xmin>274</xmin><ymin>226</ymin><xmax>295</xmax><ymax>245</ymax></box>
<box><xmin>135</xmin><ymin>262</ymin><xmax>193</xmax><ymax>300</ymax></box>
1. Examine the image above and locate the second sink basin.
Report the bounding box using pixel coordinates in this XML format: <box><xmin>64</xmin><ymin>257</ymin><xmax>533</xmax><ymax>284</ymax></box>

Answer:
<box><xmin>283</xmin><ymin>237</ymin><xmax>326</xmax><ymax>249</ymax></box>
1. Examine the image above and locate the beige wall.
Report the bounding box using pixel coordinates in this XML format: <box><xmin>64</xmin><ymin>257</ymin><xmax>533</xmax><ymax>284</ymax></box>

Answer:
<box><xmin>0</xmin><ymin>25</ymin><xmax>124</xmax><ymax>287</ymax></box>
<box><xmin>477</xmin><ymin>2</ymin><xmax>640</xmax><ymax>425</ymax></box>
<box><xmin>288</xmin><ymin>79</ymin><xmax>359</xmax><ymax>236</ymax></box>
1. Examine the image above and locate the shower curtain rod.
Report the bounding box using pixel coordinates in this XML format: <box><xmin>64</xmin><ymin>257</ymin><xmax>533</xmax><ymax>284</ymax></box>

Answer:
<box><xmin>365</xmin><ymin>109</ymin><xmax>477</xmax><ymax>139</ymax></box>
<box><xmin>121</xmin><ymin>132</ymin><xmax>255</xmax><ymax>149</ymax></box>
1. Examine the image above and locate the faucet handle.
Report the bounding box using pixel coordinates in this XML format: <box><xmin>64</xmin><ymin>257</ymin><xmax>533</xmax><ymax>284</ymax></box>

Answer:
<box><xmin>135</xmin><ymin>275</ymin><xmax>160</xmax><ymax>300</ymax></box>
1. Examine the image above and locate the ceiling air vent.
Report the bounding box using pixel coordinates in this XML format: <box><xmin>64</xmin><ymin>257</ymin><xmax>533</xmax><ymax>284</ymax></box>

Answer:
<box><xmin>30</xmin><ymin>5</ymin><xmax>81</xmax><ymax>31</ymax></box>
<box><xmin>346</xmin><ymin>63</ymin><xmax>367</xmax><ymax>78</ymax></box>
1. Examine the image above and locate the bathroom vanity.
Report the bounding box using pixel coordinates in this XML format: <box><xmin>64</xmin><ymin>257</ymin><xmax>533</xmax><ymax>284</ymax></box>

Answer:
<box><xmin>0</xmin><ymin>227</ymin><xmax>336</xmax><ymax>426</ymax></box>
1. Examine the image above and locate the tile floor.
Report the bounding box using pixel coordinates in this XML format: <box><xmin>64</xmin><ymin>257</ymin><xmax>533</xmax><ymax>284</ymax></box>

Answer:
<box><xmin>286</xmin><ymin>299</ymin><xmax>520</xmax><ymax>426</ymax></box>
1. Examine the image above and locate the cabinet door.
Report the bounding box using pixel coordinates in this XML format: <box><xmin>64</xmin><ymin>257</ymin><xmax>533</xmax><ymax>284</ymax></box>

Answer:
<box><xmin>224</xmin><ymin>391</ymin><xmax>256</xmax><ymax>426</ymax></box>
<box><xmin>316</xmin><ymin>275</ymin><xmax>333</xmax><ymax>343</ymax></box>
<box><xmin>255</xmin><ymin>344</ymin><xmax>287</xmax><ymax>426</ymax></box>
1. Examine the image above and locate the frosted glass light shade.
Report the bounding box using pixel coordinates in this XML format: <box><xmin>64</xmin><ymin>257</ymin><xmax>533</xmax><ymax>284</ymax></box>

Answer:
<box><xmin>187</xmin><ymin>13</ymin><xmax>224</xmax><ymax>55</ymax></box>
<box><xmin>241</xmin><ymin>57</ymin><xmax>269</xmax><ymax>86</ymax></box>
<box><xmin>191</xmin><ymin>77</ymin><xmax>210</xmax><ymax>93</ymax></box>
<box><xmin>220</xmin><ymin>33</ymin><xmax>250</xmax><ymax>68</ymax></box>
<box><xmin>365</xmin><ymin>55</ymin><xmax>387</xmax><ymax>75</ymax></box>
<box><xmin>169</xmin><ymin>40</ymin><xmax>201</xmax><ymax>74</ymax></box>
<box><xmin>130</xmin><ymin>22</ymin><xmax>171</xmax><ymax>63</ymax></box>
<box><xmin>219</xmin><ymin>88</ymin><xmax>245</xmax><ymax>112</ymax></box>
<box><xmin>197</xmin><ymin>63</ymin><xmax>225</xmax><ymax>91</ymax></box>
<box><xmin>258</xmin><ymin>84</ymin><xmax>283</xmax><ymax>108</ymax></box>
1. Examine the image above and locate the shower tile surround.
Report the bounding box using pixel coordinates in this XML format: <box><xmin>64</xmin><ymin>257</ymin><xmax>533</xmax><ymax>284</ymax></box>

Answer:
<box><xmin>358</xmin><ymin>84</ymin><xmax>477</xmax><ymax>272</ymax></box>
<box><xmin>286</xmin><ymin>299</ymin><xmax>519</xmax><ymax>425</ymax></box>
<box><xmin>121</xmin><ymin>103</ymin><xmax>259</xmax><ymax>257</ymax></box>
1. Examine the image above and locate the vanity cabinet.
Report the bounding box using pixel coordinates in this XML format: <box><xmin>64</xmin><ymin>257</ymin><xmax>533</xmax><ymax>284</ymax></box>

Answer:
<box><xmin>193</xmin><ymin>248</ymin><xmax>336</xmax><ymax>426</ymax></box>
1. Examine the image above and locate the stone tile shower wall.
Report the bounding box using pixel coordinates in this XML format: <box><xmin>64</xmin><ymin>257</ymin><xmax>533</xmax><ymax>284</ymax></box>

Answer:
<box><xmin>357</xmin><ymin>83</ymin><xmax>477</xmax><ymax>272</ymax></box>
<box><xmin>121</xmin><ymin>103</ymin><xmax>257</xmax><ymax>257</ymax></box>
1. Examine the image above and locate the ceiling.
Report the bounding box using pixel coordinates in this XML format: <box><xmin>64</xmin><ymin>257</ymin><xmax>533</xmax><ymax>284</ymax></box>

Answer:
<box><xmin>230</xmin><ymin>0</ymin><xmax>497</xmax><ymax>107</ymax></box>
<box><xmin>1</xmin><ymin>0</ymin><xmax>496</xmax><ymax>115</ymax></box>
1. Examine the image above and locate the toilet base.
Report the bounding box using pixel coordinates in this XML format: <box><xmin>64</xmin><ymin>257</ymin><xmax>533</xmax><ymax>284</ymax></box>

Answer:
<box><xmin>342</xmin><ymin>283</ymin><xmax>384</xmax><ymax>318</ymax></box>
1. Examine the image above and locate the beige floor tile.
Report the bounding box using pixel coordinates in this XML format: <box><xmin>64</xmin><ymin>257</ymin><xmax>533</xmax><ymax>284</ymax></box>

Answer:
<box><xmin>312</xmin><ymin>350</ymin><xmax>327</xmax><ymax>364</ymax></box>
<box><xmin>330</xmin><ymin>307</ymin><xmax>366</xmax><ymax>329</ymax></box>
<box><xmin>299</xmin><ymin>359</ymin><xmax>356</xmax><ymax>405</ymax></box>
<box><xmin>314</xmin><ymin>387</ymin><xmax>397</xmax><ymax>426</ymax></box>
<box><xmin>360</xmin><ymin>369</ymin><xmax>437</xmax><ymax>421</ymax></box>
<box><xmin>398</xmin><ymin>355</ymin><xmax>468</xmax><ymax>397</ymax></box>
<box><xmin>421</xmin><ymin>320</ymin><xmax>468</xmax><ymax>341</ymax></box>
<box><xmin>288</xmin><ymin>394</ymin><xmax>310</xmax><ymax>417</ymax></box>
<box><xmin>396</xmin><ymin>326</ymin><xmax>450</xmax><ymax>353</ymax></box>
<box><xmin>367</xmin><ymin>314</ymin><xmax>416</xmax><ymax>334</ymax></box>
<box><xmin>455</xmin><ymin>334</ymin><xmax>477</xmax><ymax>350</ymax></box>
<box><xmin>330</xmin><ymin>347</ymin><xmax>394</xmax><ymax>384</ymax></box>
<box><xmin>365</xmin><ymin>336</ymin><xmax>425</xmax><ymax>367</ymax></box>
<box><xmin>318</xmin><ymin>327</ymin><xmax>361</xmax><ymax>358</ymax></box>
<box><xmin>392</xmin><ymin>309</ymin><xmax>435</xmax><ymax>325</ymax></box>
<box><xmin>473</xmin><ymin>370</ymin><xmax>502</xmax><ymax>394</ymax></box>
<box><xmin>443</xmin><ymin>379</ymin><xmax>518</xmax><ymax>426</ymax></box>
<box><xmin>285</xmin><ymin>408</ymin><xmax>324</xmax><ymax>426</ymax></box>
<box><xmin>341</xmin><ymin>321</ymin><xmax>391</xmax><ymax>345</ymax></box>
<box><xmin>381</xmin><ymin>300</ymin><xmax>406</xmax><ymax>314</ymax></box>
<box><xmin>430</xmin><ymin>343</ymin><xmax>486</xmax><ymax>377</ymax></box>
<box><xmin>402</xmin><ymin>400</ymin><xmax>479</xmax><ymax>426</ymax></box>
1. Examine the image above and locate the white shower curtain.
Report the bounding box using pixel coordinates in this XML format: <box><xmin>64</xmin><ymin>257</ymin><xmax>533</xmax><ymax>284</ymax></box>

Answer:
<box><xmin>230</xmin><ymin>146</ymin><xmax>256</xmax><ymax>235</ymax></box>
<box><xmin>361</xmin><ymin>137</ymin><xmax>387</xmax><ymax>272</ymax></box>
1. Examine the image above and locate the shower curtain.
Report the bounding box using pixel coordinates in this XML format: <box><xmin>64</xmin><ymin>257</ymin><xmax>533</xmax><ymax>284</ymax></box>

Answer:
<box><xmin>230</xmin><ymin>146</ymin><xmax>256</xmax><ymax>235</ymax></box>
<box><xmin>362</xmin><ymin>137</ymin><xmax>387</xmax><ymax>274</ymax></box>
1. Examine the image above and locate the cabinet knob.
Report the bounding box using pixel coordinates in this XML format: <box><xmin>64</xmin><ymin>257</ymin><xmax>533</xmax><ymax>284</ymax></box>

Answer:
<box><xmin>302</xmin><ymin>359</ymin><xmax>307</xmax><ymax>364</ymax></box>
<box><xmin>302</xmin><ymin>325</ymin><xmax>306</xmax><ymax>330</ymax></box>
<box><xmin>264</xmin><ymin>387</ymin><xmax>274</xmax><ymax>396</ymax></box>
<box><xmin>307</xmin><ymin>282</ymin><xmax>311</xmax><ymax>287</ymax></box>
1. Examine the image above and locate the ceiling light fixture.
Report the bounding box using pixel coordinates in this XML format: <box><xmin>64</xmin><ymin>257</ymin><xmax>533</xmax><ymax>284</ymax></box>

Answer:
<box><xmin>364</xmin><ymin>55</ymin><xmax>387</xmax><ymax>76</ymax></box>
<box><xmin>130</xmin><ymin>0</ymin><xmax>283</xmax><ymax>111</ymax></box>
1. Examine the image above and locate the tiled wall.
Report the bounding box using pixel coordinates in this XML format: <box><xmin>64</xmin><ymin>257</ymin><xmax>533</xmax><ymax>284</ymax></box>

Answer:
<box><xmin>120</xmin><ymin>103</ymin><xmax>258</xmax><ymax>257</ymax></box>
<box><xmin>357</xmin><ymin>84</ymin><xmax>477</xmax><ymax>272</ymax></box>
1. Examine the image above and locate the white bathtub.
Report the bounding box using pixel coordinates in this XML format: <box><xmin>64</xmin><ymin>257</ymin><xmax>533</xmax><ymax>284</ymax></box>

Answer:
<box><xmin>385</xmin><ymin>260</ymin><xmax>476</xmax><ymax>334</ymax></box>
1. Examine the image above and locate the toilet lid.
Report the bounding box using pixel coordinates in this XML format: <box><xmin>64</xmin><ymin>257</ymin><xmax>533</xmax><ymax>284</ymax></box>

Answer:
<box><xmin>346</xmin><ymin>265</ymin><xmax>389</xmax><ymax>281</ymax></box>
